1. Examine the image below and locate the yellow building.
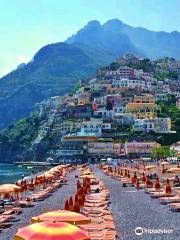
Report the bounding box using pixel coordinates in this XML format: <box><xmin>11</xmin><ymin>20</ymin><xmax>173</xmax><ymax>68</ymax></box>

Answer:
<box><xmin>106</xmin><ymin>84</ymin><xmax>129</xmax><ymax>94</ymax></box>
<box><xmin>127</xmin><ymin>95</ymin><xmax>159</xmax><ymax>119</ymax></box>
<box><xmin>76</xmin><ymin>91</ymin><xmax>91</xmax><ymax>105</ymax></box>
<box><xmin>77</xmin><ymin>97</ymin><xmax>89</xmax><ymax>105</ymax></box>
<box><xmin>88</xmin><ymin>140</ymin><xmax>123</xmax><ymax>156</ymax></box>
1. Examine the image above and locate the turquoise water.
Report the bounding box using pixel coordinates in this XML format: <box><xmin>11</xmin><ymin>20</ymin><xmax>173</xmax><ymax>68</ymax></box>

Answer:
<box><xmin>0</xmin><ymin>164</ymin><xmax>34</xmax><ymax>184</ymax></box>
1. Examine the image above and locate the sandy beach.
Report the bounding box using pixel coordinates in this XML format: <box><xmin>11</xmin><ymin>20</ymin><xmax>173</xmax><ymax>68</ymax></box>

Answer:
<box><xmin>1</xmin><ymin>165</ymin><xmax>180</xmax><ymax>240</ymax></box>
<box><xmin>0</xmin><ymin>170</ymin><xmax>78</xmax><ymax>240</ymax></box>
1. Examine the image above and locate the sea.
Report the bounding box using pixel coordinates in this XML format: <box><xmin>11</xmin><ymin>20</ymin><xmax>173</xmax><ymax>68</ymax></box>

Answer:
<box><xmin>0</xmin><ymin>164</ymin><xmax>39</xmax><ymax>184</ymax></box>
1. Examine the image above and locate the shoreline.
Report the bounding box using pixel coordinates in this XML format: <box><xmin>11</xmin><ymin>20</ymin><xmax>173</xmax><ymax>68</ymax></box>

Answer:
<box><xmin>0</xmin><ymin>163</ymin><xmax>49</xmax><ymax>185</ymax></box>
<box><xmin>0</xmin><ymin>169</ymin><xmax>78</xmax><ymax>240</ymax></box>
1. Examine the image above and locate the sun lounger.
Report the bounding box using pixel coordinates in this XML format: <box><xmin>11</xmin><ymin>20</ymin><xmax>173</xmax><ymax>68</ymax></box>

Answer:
<box><xmin>159</xmin><ymin>195</ymin><xmax>180</xmax><ymax>204</ymax></box>
<box><xmin>17</xmin><ymin>200</ymin><xmax>34</xmax><ymax>207</ymax></box>
<box><xmin>0</xmin><ymin>215</ymin><xmax>15</xmax><ymax>228</ymax></box>
<box><xmin>89</xmin><ymin>230</ymin><xmax>116</xmax><ymax>240</ymax></box>
<box><xmin>79</xmin><ymin>223</ymin><xmax>103</xmax><ymax>232</ymax></box>
<box><xmin>169</xmin><ymin>202</ymin><xmax>180</xmax><ymax>211</ymax></box>
<box><xmin>0</xmin><ymin>222</ymin><xmax>13</xmax><ymax>229</ymax></box>
<box><xmin>150</xmin><ymin>191</ymin><xmax>175</xmax><ymax>198</ymax></box>
<box><xmin>144</xmin><ymin>188</ymin><xmax>158</xmax><ymax>193</ymax></box>
<box><xmin>84</xmin><ymin>202</ymin><xmax>108</xmax><ymax>208</ymax></box>
<box><xmin>2</xmin><ymin>210</ymin><xmax>14</xmax><ymax>215</ymax></box>
<box><xmin>103</xmin><ymin>215</ymin><xmax>114</xmax><ymax>221</ymax></box>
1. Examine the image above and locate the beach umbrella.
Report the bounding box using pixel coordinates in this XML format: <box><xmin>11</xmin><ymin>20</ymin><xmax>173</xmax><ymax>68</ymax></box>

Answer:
<box><xmin>155</xmin><ymin>177</ymin><xmax>161</xmax><ymax>191</ymax></box>
<box><xmin>0</xmin><ymin>184</ymin><xmax>21</xmax><ymax>194</ymax></box>
<box><xmin>146</xmin><ymin>176</ymin><xmax>153</xmax><ymax>188</ymax></box>
<box><xmin>81</xmin><ymin>171</ymin><xmax>90</xmax><ymax>176</ymax></box>
<box><xmin>160</xmin><ymin>161</ymin><xmax>170</xmax><ymax>165</ymax></box>
<box><xmin>136</xmin><ymin>179</ymin><xmax>140</xmax><ymax>190</ymax></box>
<box><xmin>131</xmin><ymin>172</ymin><xmax>137</xmax><ymax>185</ymax></box>
<box><xmin>141</xmin><ymin>172</ymin><xmax>146</xmax><ymax>183</ymax></box>
<box><xmin>102</xmin><ymin>166</ymin><xmax>108</xmax><ymax>170</ymax></box>
<box><xmin>76</xmin><ymin>180</ymin><xmax>81</xmax><ymax>191</ymax></box>
<box><xmin>69</xmin><ymin>196</ymin><xmax>74</xmax><ymax>211</ymax></box>
<box><xmin>73</xmin><ymin>194</ymin><xmax>80</xmax><ymax>213</ymax></box>
<box><xmin>77</xmin><ymin>190</ymin><xmax>85</xmax><ymax>207</ymax></box>
<box><xmin>166</xmin><ymin>168</ymin><xmax>180</xmax><ymax>173</ymax></box>
<box><xmin>44</xmin><ymin>173</ymin><xmax>54</xmax><ymax>182</ymax></box>
<box><xmin>64</xmin><ymin>199</ymin><xmax>70</xmax><ymax>211</ymax></box>
<box><xmin>165</xmin><ymin>178</ymin><xmax>172</xmax><ymax>194</ymax></box>
<box><xmin>145</xmin><ymin>165</ymin><xmax>156</xmax><ymax>170</ymax></box>
<box><xmin>162</xmin><ymin>164</ymin><xmax>166</xmax><ymax>174</ymax></box>
<box><xmin>31</xmin><ymin>210</ymin><xmax>91</xmax><ymax>225</ymax></box>
<box><xmin>14</xmin><ymin>221</ymin><xmax>90</xmax><ymax>240</ymax></box>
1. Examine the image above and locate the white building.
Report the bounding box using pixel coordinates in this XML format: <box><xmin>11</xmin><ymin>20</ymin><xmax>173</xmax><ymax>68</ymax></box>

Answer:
<box><xmin>155</xmin><ymin>93</ymin><xmax>168</xmax><ymax>102</ymax></box>
<box><xmin>134</xmin><ymin>119</ymin><xmax>155</xmax><ymax>132</ymax></box>
<box><xmin>154</xmin><ymin>118</ymin><xmax>171</xmax><ymax>133</ymax></box>
<box><xmin>112</xmin><ymin>78</ymin><xmax>148</xmax><ymax>90</ymax></box>
<box><xmin>134</xmin><ymin>118</ymin><xmax>171</xmax><ymax>133</ymax></box>
<box><xmin>114</xmin><ymin>113</ymin><xmax>135</xmax><ymax>125</ymax></box>
<box><xmin>93</xmin><ymin>108</ymin><xmax>114</xmax><ymax>120</ymax></box>
<box><xmin>113</xmin><ymin>105</ymin><xmax>126</xmax><ymax>114</ymax></box>
<box><xmin>79</xmin><ymin>119</ymin><xmax>111</xmax><ymax>136</ymax></box>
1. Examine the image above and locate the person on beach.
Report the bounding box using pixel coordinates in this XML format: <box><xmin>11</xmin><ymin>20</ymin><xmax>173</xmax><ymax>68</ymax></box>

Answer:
<box><xmin>174</xmin><ymin>175</ymin><xmax>180</xmax><ymax>187</ymax></box>
<box><xmin>0</xmin><ymin>200</ymin><xmax>4</xmax><ymax>208</ymax></box>
<box><xmin>95</xmin><ymin>187</ymin><xmax>100</xmax><ymax>193</ymax></box>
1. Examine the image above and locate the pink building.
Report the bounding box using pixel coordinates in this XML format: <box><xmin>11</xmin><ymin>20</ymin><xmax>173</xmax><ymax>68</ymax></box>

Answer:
<box><xmin>125</xmin><ymin>141</ymin><xmax>161</xmax><ymax>157</ymax></box>
<box><xmin>116</xmin><ymin>67</ymin><xmax>135</xmax><ymax>78</ymax></box>
<box><xmin>106</xmin><ymin>94</ymin><xmax>123</xmax><ymax>107</ymax></box>
<box><xmin>105</xmin><ymin>66</ymin><xmax>135</xmax><ymax>79</ymax></box>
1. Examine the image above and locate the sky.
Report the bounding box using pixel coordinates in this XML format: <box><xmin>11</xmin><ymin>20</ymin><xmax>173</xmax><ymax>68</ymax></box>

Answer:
<box><xmin>0</xmin><ymin>0</ymin><xmax>180</xmax><ymax>77</ymax></box>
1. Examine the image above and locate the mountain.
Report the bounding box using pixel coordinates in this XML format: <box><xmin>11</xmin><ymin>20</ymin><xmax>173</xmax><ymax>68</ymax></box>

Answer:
<box><xmin>66</xmin><ymin>20</ymin><xmax>144</xmax><ymax>58</ymax></box>
<box><xmin>67</xmin><ymin>19</ymin><xmax>180</xmax><ymax>59</ymax></box>
<box><xmin>0</xmin><ymin>19</ymin><xmax>180</xmax><ymax>130</ymax></box>
<box><xmin>0</xmin><ymin>42</ymin><xmax>101</xmax><ymax>129</ymax></box>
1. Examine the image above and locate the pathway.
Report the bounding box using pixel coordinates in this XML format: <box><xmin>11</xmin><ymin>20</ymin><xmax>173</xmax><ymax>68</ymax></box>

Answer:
<box><xmin>94</xmin><ymin>167</ymin><xmax>180</xmax><ymax>240</ymax></box>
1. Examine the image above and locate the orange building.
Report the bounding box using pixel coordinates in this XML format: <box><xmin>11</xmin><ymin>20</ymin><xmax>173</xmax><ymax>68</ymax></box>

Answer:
<box><xmin>127</xmin><ymin>95</ymin><xmax>159</xmax><ymax>119</ymax></box>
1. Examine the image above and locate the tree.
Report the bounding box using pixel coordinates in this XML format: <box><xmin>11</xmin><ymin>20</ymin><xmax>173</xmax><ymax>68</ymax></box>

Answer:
<box><xmin>151</xmin><ymin>146</ymin><xmax>171</xmax><ymax>160</ymax></box>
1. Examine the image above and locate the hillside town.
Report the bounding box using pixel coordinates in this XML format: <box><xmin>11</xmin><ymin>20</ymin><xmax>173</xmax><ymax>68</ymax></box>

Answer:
<box><xmin>2</xmin><ymin>2</ymin><xmax>180</xmax><ymax>239</ymax></box>
<box><xmin>27</xmin><ymin>54</ymin><xmax>180</xmax><ymax>164</ymax></box>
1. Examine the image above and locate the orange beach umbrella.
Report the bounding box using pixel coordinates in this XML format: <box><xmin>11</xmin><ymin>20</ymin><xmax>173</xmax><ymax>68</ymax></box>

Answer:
<box><xmin>31</xmin><ymin>210</ymin><xmax>91</xmax><ymax>225</ymax></box>
<box><xmin>14</xmin><ymin>221</ymin><xmax>90</xmax><ymax>240</ymax></box>
<box><xmin>0</xmin><ymin>184</ymin><xmax>21</xmax><ymax>194</ymax></box>
<box><xmin>145</xmin><ymin>165</ymin><xmax>156</xmax><ymax>170</ymax></box>
<box><xmin>160</xmin><ymin>161</ymin><xmax>170</xmax><ymax>165</ymax></box>
<box><xmin>166</xmin><ymin>168</ymin><xmax>180</xmax><ymax>173</ymax></box>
